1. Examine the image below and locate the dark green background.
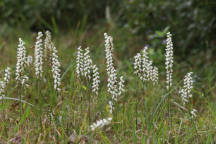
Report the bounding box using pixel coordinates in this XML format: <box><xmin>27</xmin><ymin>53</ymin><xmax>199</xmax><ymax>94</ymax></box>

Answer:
<box><xmin>0</xmin><ymin>0</ymin><xmax>216</xmax><ymax>54</ymax></box>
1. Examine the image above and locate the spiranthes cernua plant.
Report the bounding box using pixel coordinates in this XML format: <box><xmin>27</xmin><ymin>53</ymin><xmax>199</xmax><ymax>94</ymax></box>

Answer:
<box><xmin>44</xmin><ymin>31</ymin><xmax>52</xmax><ymax>63</ymax></box>
<box><xmin>0</xmin><ymin>81</ymin><xmax>6</xmax><ymax>98</ymax></box>
<box><xmin>133</xmin><ymin>46</ymin><xmax>159</xmax><ymax>84</ymax></box>
<box><xmin>91</xmin><ymin>64</ymin><xmax>100</xmax><ymax>95</ymax></box>
<box><xmin>83</xmin><ymin>47</ymin><xmax>93</xmax><ymax>80</ymax></box>
<box><xmin>104</xmin><ymin>33</ymin><xmax>125</xmax><ymax>116</ymax></box>
<box><xmin>118</xmin><ymin>76</ymin><xmax>125</xmax><ymax>96</ymax></box>
<box><xmin>151</xmin><ymin>66</ymin><xmax>159</xmax><ymax>85</ymax></box>
<box><xmin>179</xmin><ymin>72</ymin><xmax>193</xmax><ymax>104</ymax></box>
<box><xmin>90</xmin><ymin>33</ymin><xmax>125</xmax><ymax>131</ymax></box>
<box><xmin>76</xmin><ymin>46</ymin><xmax>100</xmax><ymax>95</ymax></box>
<box><xmin>179</xmin><ymin>72</ymin><xmax>197</xmax><ymax>118</ymax></box>
<box><xmin>134</xmin><ymin>53</ymin><xmax>142</xmax><ymax>78</ymax></box>
<box><xmin>51</xmin><ymin>43</ymin><xmax>61</xmax><ymax>92</ymax></box>
<box><xmin>104</xmin><ymin>33</ymin><xmax>119</xmax><ymax>101</ymax></box>
<box><xmin>16</xmin><ymin>38</ymin><xmax>26</xmax><ymax>81</ymax></box>
<box><xmin>4</xmin><ymin>67</ymin><xmax>11</xmax><ymax>85</ymax></box>
<box><xmin>0</xmin><ymin>67</ymin><xmax>11</xmax><ymax>98</ymax></box>
<box><xmin>34</xmin><ymin>31</ymin><xmax>44</xmax><ymax>78</ymax></box>
<box><xmin>141</xmin><ymin>46</ymin><xmax>151</xmax><ymax>81</ymax></box>
<box><xmin>165</xmin><ymin>32</ymin><xmax>174</xmax><ymax>90</ymax></box>
<box><xmin>104</xmin><ymin>33</ymin><xmax>125</xmax><ymax>101</ymax></box>
<box><xmin>76</xmin><ymin>46</ymin><xmax>84</xmax><ymax>77</ymax></box>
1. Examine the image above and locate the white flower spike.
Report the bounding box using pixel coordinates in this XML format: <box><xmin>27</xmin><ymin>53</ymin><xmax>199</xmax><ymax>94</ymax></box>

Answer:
<box><xmin>34</xmin><ymin>32</ymin><xmax>44</xmax><ymax>78</ymax></box>
<box><xmin>165</xmin><ymin>32</ymin><xmax>174</xmax><ymax>90</ymax></box>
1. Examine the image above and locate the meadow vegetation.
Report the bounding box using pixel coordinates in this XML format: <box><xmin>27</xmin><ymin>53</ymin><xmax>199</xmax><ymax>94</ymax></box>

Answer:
<box><xmin>0</xmin><ymin>26</ymin><xmax>215</xmax><ymax>144</ymax></box>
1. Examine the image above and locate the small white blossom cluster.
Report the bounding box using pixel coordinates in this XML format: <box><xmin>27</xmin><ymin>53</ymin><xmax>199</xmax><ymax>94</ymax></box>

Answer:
<box><xmin>26</xmin><ymin>55</ymin><xmax>33</xmax><ymax>66</ymax></box>
<box><xmin>190</xmin><ymin>109</ymin><xmax>197</xmax><ymax>118</ymax></box>
<box><xmin>15</xmin><ymin>38</ymin><xmax>29</xmax><ymax>87</ymax></box>
<box><xmin>16</xmin><ymin>38</ymin><xmax>26</xmax><ymax>81</ymax></box>
<box><xmin>179</xmin><ymin>72</ymin><xmax>197</xmax><ymax>118</ymax></box>
<box><xmin>179</xmin><ymin>72</ymin><xmax>193</xmax><ymax>104</ymax></box>
<box><xmin>165</xmin><ymin>32</ymin><xmax>174</xmax><ymax>90</ymax></box>
<box><xmin>34</xmin><ymin>32</ymin><xmax>44</xmax><ymax>78</ymax></box>
<box><xmin>76</xmin><ymin>46</ymin><xmax>100</xmax><ymax>95</ymax></box>
<box><xmin>0</xmin><ymin>67</ymin><xmax>11</xmax><ymax>97</ymax></box>
<box><xmin>83</xmin><ymin>47</ymin><xmax>93</xmax><ymax>80</ymax></box>
<box><xmin>151</xmin><ymin>66</ymin><xmax>159</xmax><ymax>84</ymax></box>
<box><xmin>44</xmin><ymin>31</ymin><xmax>51</xmax><ymax>49</ymax></box>
<box><xmin>107</xmin><ymin>76</ymin><xmax>124</xmax><ymax>114</ymax></box>
<box><xmin>91</xmin><ymin>64</ymin><xmax>100</xmax><ymax>95</ymax></box>
<box><xmin>76</xmin><ymin>46</ymin><xmax>84</xmax><ymax>77</ymax></box>
<box><xmin>4</xmin><ymin>67</ymin><xmax>11</xmax><ymax>84</ymax></box>
<box><xmin>44</xmin><ymin>31</ymin><xmax>52</xmax><ymax>62</ymax></box>
<box><xmin>51</xmin><ymin>43</ymin><xmax>61</xmax><ymax>92</ymax></box>
<box><xmin>21</xmin><ymin>75</ymin><xmax>29</xmax><ymax>87</ymax></box>
<box><xmin>104</xmin><ymin>33</ymin><xmax>125</xmax><ymax>102</ymax></box>
<box><xmin>44</xmin><ymin>31</ymin><xmax>62</xmax><ymax>91</ymax></box>
<box><xmin>90</xmin><ymin>117</ymin><xmax>112</xmax><ymax>131</ymax></box>
<box><xmin>76</xmin><ymin>46</ymin><xmax>93</xmax><ymax>78</ymax></box>
<box><xmin>134</xmin><ymin>46</ymin><xmax>159</xmax><ymax>84</ymax></box>
<box><xmin>0</xmin><ymin>81</ymin><xmax>5</xmax><ymax>97</ymax></box>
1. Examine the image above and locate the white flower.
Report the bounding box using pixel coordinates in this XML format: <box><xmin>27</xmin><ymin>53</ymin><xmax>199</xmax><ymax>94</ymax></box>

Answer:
<box><xmin>179</xmin><ymin>72</ymin><xmax>193</xmax><ymax>104</ymax></box>
<box><xmin>151</xmin><ymin>66</ymin><xmax>159</xmax><ymax>85</ymax></box>
<box><xmin>44</xmin><ymin>31</ymin><xmax>52</xmax><ymax>61</ymax></box>
<box><xmin>108</xmin><ymin>101</ymin><xmax>113</xmax><ymax>114</ymax></box>
<box><xmin>134</xmin><ymin>53</ymin><xmax>142</xmax><ymax>77</ymax></box>
<box><xmin>0</xmin><ymin>81</ymin><xmax>5</xmax><ymax>97</ymax></box>
<box><xmin>16</xmin><ymin>38</ymin><xmax>26</xmax><ymax>81</ymax></box>
<box><xmin>104</xmin><ymin>32</ymin><xmax>125</xmax><ymax>109</ymax></box>
<box><xmin>76</xmin><ymin>46</ymin><xmax>84</xmax><ymax>77</ymax></box>
<box><xmin>90</xmin><ymin>117</ymin><xmax>112</xmax><ymax>131</ymax></box>
<box><xmin>51</xmin><ymin>43</ymin><xmax>61</xmax><ymax>92</ymax></box>
<box><xmin>190</xmin><ymin>109</ymin><xmax>197</xmax><ymax>118</ymax></box>
<box><xmin>21</xmin><ymin>75</ymin><xmax>29</xmax><ymax>87</ymax></box>
<box><xmin>44</xmin><ymin>31</ymin><xmax>52</xmax><ymax>50</ymax></box>
<box><xmin>83</xmin><ymin>47</ymin><xmax>92</xmax><ymax>80</ymax></box>
<box><xmin>141</xmin><ymin>46</ymin><xmax>151</xmax><ymax>81</ymax></box>
<box><xmin>4</xmin><ymin>67</ymin><xmax>11</xmax><ymax>84</ymax></box>
<box><xmin>26</xmin><ymin>55</ymin><xmax>33</xmax><ymax>66</ymax></box>
<box><xmin>92</xmin><ymin>64</ymin><xmax>100</xmax><ymax>95</ymax></box>
<box><xmin>179</xmin><ymin>72</ymin><xmax>197</xmax><ymax>118</ymax></box>
<box><xmin>104</xmin><ymin>33</ymin><xmax>118</xmax><ymax>99</ymax></box>
<box><xmin>118</xmin><ymin>76</ymin><xmax>125</xmax><ymax>96</ymax></box>
<box><xmin>165</xmin><ymin>32</ymin><xmax>174</xmax><ymax>90</ymax></box>
<box><xmin>133</xmin><ymin>46</ymin><xmax>158</xmax><ymax>83</ymax></box>
<box><xmin>34</xmin><ymin>32</ymin><xmax>44</xmax><ymax>78</ymax></box>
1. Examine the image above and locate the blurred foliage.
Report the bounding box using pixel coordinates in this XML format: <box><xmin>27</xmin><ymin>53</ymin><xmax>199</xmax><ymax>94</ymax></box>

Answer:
<box><xmin>0</xmin><ymin>0</ymin><xmax>216</xmax><ymax>54</ymax></box>
<box><xmin>0</xmin><ymin>0</ymin><xmax>120</xmax><ymax>30</ymax></box>
<box><xmin>121</xmin><ymin>0</ymin><xmax>216</xmax><ymax>54</ymax></box>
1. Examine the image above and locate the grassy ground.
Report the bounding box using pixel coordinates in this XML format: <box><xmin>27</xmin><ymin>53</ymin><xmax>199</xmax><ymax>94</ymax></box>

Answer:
<box><xmin>0</xmin><ymin>26</ymin><xmax>216</xmax><ymax>143</ymax></box>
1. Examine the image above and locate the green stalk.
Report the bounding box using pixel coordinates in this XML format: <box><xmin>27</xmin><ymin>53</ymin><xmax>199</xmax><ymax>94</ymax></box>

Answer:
<box><xmin>19</xmin><ymin>84</ymin><xmax>23</xmax><ymax>120</ymax></box>
<box><xmin>87</xmin><ymin>79</ymin><xmax>91</xmax><ymax>126</ymax></box>
<box><xmin>135</xmin><ymin>90</ymin><xmax>138</xmax><ymax>130</ymax></box>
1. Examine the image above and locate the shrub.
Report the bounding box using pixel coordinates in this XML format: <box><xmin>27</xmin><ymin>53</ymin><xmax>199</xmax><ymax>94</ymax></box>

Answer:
<box><xmin>121</xmin><ymin>0</ymin><xmax>216</xmax><ymax>54</ymax></box>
